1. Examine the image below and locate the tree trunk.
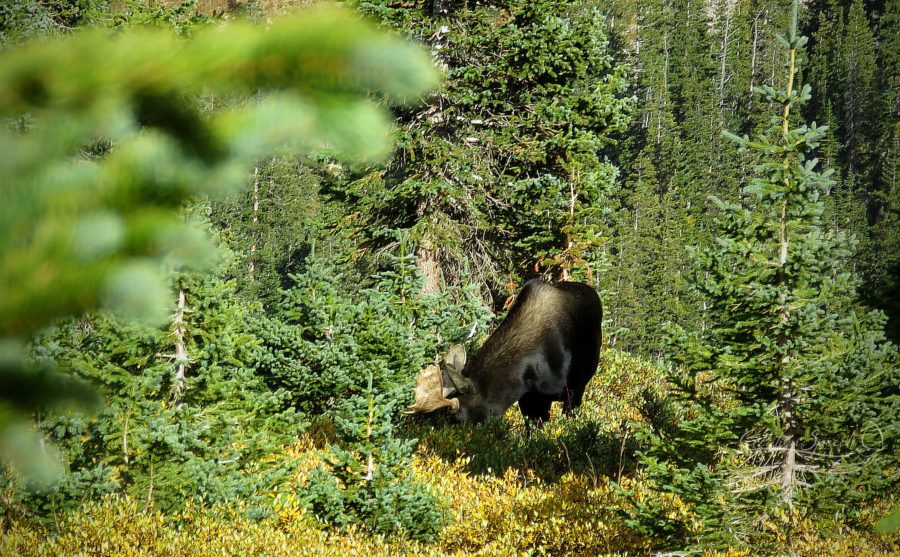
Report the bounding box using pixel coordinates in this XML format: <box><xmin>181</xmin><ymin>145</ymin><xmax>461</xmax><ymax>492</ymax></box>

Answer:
<box><xmin>249</xmin><ymin>166</ymin><xmax>259</xmax><ymax>282</ymax></box>
<box><xmin>123</xmin><ymin>412</ymin><xmax>130</xmax><ymax>465</ymax></box>
<box><xmin>777</xmin><ymin>15</ymin><xmax>799</xmax><ymax>506</ymax></box>
<box><xmin>750</xmin><ymin>11</ymin><xmax>762</xmax><ymax>100</ymax></box>
<box><xmin>417</xmin><ymin>237</ymin><xmax>442</xmax><ymax>295</ymax></box>
<box><xmin>717</xmin><ymin>6</ymin><xmax>734</xmax><ymax>107</ymax></box>
<box><xmin>173</xmin><ymin>289</ymin><xmax>189</xmax><ymax>401</ymax></box>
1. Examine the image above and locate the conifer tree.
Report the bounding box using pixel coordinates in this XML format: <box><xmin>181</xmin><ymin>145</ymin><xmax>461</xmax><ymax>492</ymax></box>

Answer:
<box><xmin>25</xmin><ymin>262</ymin><xmax>304</xmax><ymax>515</ymax></box>
<box><xmin>0</xmin><ymin>8</ymin><xmax>437</xmax><ymax>482</ymax></box>
<box><xmin>336</xmin><ymin>0</ymin><xmax>632</xmax><ymax>296</ymax></box>
<box><xmin>873</xmin><ymin>124</ymin><xmax>900</xmax><ymax>340</ymax></box>
<box><xmin>840</xmin><ymin>0</ymin><xmax>879</xmax><ymax>181</ymax></box>
<box><xmin>609</xmin><ymin>148</ymin><xmax>692</xmax><ymax>356</ymax></box>
<box><xmin>870</xmin><ymin>0</ymin><xmax>900</xmax><ymax>340</ymax></box>
<box><xmin>627</xmin><ymin>0</ymin><xmax>898</xmax><ymax>549</ymax></box>
<box><xmin>301</xmin><ymin>373</ymin><xmax>446</xmax><ymax>540</ymax></box>
<box><xmin>211</xmin><ymin>156</ymin><xmax>325</xmax><ymax>307</ymax></box>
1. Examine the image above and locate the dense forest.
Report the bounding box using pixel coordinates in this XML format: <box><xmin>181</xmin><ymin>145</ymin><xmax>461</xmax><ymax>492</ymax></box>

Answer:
<box><xmin>0</xmin><ymin>0</ymin><xmax>898</xmax><ymax>555</ymax></box>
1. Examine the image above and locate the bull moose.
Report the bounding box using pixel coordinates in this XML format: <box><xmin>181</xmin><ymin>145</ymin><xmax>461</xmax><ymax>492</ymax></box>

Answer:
<box><xmin>405</xmin><ymin>279</ymin><xmax>603</xmax><ymax>423</ymax></box>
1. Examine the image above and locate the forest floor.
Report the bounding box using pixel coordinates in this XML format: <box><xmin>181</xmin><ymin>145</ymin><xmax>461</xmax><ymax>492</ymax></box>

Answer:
<box><xmin>2</xmin><ymin>352</ymin><xmax>896</xmax><ymax>556</ymax></box>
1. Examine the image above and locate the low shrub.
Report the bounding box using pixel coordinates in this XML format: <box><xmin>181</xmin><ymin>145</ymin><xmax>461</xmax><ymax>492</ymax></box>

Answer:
<box><xmin>3</xmin><ymin>348</ymin><xmax>894</xmax><ymax>556</ymax></box>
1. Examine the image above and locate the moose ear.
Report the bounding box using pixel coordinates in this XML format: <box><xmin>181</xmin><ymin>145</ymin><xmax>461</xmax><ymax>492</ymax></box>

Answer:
<box><xmin>445</xmin><ymin>344</ymin><xmax>467</xmax><ymax>373</ymax></box>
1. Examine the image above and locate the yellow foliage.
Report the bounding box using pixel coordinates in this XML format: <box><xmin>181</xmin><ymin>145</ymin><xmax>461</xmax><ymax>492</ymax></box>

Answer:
<box><xmin>4</xmin><ymin>477</ymin><xmax>894</xmax><ymax>557</ymax></box>
<box><xmin>416</xmin><ymin>457</ymin><xmax>653</xmax><ymax>556</ymax></box>
<box><xmin>2</xmin><ymin>351</ymin><xmax>896</xmax><ymax>556</ymax></box>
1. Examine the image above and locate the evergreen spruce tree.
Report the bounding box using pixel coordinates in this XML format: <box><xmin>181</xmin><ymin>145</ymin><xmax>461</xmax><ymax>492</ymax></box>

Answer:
<box><xmin>871</xmin><ymin>0</ymin><xmax>900</xmax><ymax>341</ymax></box>
<box><xmin>254</xmin><ymin>253</ymin><xmax>485</xmax><ymax>540</ymax></box>
<box><xmin>252</xmin><ymin>252</ymin><xmax>490</xmax><ymax>416</ymax></box>
<box><xmin>873</xmin><ymin>124</ymin><xmax>900</xmax><ymax>341</ymax></box>
<box><xmin>0</xmin><ymin>8</ymin><xmax>437</xmax><ymax>482</ymax></box>
<box><xmin>840</xmin><ymin>0</ymin><xmax>879</xmax><ymax>182</ymax></box>
<box><xmin>609</xmin><ymin>149</ymin><xmax>692</xmax><ymax>356</ymax></box>
<box><xmin>336</xmin><ymin>0</ymin><xmax>632</xmax><ymax>297</ymax></box>
<box><xmin>600</xmin><ymin>0</ymin><xmax>710</xmax><ymax>353</ymax></box>
<box><xmin>626</xmin><ymin>0</ymin><xmax>899</xmax><ymax>550</ymax></box>
<box><xmin>301</xmin><ymin>373</ymin><xmax>446</xmax><ymax>540</ymax></box>
<box><xmin>23</xmin><ymin>259</ymin><xmax>304</xmax><ymax>516</ymax></box>
<box><xmin>211</xmin><ymin>155</ymin><xmax>326</xmax><ymax>308</ymax></box>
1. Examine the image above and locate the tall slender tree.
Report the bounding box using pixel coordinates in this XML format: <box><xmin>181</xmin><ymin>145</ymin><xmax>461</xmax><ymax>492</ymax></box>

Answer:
<box><xmin>628</xmin><ymin>0</ymin><xmax>898</xmax><ymax>549</ymax></box>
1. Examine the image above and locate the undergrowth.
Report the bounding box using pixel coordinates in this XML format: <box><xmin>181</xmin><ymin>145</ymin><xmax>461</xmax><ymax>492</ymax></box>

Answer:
<box><xmin>3</xmin><ymin>351</ymin><xmax>896</xmax><ymax>556</ymax></box>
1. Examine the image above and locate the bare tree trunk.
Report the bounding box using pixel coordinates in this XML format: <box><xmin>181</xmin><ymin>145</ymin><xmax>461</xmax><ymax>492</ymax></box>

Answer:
<box><xmin>780</xmin><ymin>434</ymin><xmax>798</xmax><ymax>503</ymax></box>
<box><xmin>561</xmin><ymin>180</ymin><xmax>579</xmax><ymax>281</ymax></box>
<box><xmin>123</xmin><ymin>412</ymin><xmax>130</xmax><ymax>465</ymax></box>
<box><xmin>364</xmin><ymin>389</ymin><xmax>376</xmax><ymax>481</ymax></box>
<box><xmin>417</xmin><ymin>237</ymin><xmax>442</xmax><ymax>295</ymax></box>
<box><xmin>173</xmin><ymin>289</ymin><xmax>189</xmax><ymax>401</ymax></box>
<box><xmin>750</xmin><ymin>11</ymin><xmax>762</xmax><ymax>100</ymax></box>
<box><xmin>659</xmin><ymin>31</ymin><xmax>670</xmax><ymax>145</ymax></box>
<box><xmin>249</xmin><ymin>166</ymin><xmax>259</xmax><ymax>282</ymax></box>
<box><xmin>147</xmin><ymin>460</ymin><xmax>154</xmax><ymax>506</ymax></box>
<box><xmin>717</xmin><ymin>6</ymin><xmax>734</xmax><ymax>106</ymax></box>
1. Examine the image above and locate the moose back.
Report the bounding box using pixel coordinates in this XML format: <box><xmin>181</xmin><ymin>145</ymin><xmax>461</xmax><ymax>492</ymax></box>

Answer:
<box><xmin>406</xmin><ymin>279</ymin><xmax>603</xmax><ymax>423</ymax></box>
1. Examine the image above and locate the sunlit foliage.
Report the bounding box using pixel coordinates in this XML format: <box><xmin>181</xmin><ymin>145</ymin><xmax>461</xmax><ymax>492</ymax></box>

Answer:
<box><xmin>0</xmin><ymin>6</ymin><xmax>436</xmax><ymax>482</ymax></box>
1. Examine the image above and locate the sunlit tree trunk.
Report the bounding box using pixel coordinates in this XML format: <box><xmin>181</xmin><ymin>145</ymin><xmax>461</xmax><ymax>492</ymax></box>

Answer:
<box><xmin>173</xmin><ymin>288</ymin><xmax>189</xmax><ymax>402</ymax></box>
<box><xmin>249</xmin><ymin>166</ymin><xmax>259</xmax><ymax>282</ymax></box>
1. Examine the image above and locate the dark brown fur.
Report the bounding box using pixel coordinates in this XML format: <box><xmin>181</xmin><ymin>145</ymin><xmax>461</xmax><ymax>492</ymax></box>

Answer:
<box><xmin>457</xmin><ymin>279</ymin><xmax>603</xmax><ymax>423</ymax></box>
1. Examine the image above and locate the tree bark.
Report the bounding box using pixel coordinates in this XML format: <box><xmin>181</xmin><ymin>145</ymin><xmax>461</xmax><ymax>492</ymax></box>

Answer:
<box><xmin>123</xmin><ymin>412</ymin><xmax>130</xmax><ymax>465</ymax></box>
<box><xmin>173</xmin><ymin>289</ymin><xmax>189</xmax><ymax>401</ymax></box>
<box><xmin>249</xmin><ymin>166</ymin><xmax>259</xmax><ymax>282</ymax></box>
<box><xmin>717</xmin><ymin>5</ymin><xmax>734</xmax><ymax>107</ymax></box>
<box><xmin>417</xmin><ymin>237</ymin><xmax>442</xmax><ymax>295</ymax></box>
<box><xmin>750</xmin><ymin>11</ymin><xmax>762</xmax><ymax>100</ymax></box>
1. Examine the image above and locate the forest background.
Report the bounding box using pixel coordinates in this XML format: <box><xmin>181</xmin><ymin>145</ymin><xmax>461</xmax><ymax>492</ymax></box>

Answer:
<box><xmin>0</xmin><ymin>0</ymin><xmax>898</xmax><ymax>555</ymax></box>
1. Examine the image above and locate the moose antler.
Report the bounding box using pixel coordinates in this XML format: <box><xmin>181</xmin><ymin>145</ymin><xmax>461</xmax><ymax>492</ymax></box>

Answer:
<box><xmin>403</xmin><ymin>364</ymin><xmax>460</xmax><ymax>414</ymax></box>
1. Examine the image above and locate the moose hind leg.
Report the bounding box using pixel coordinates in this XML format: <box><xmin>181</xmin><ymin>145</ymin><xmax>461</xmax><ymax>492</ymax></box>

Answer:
<box><xmin>518</xmin><ymin>391</ymin><xmax>552</xmax><ymax>423</ymax></box>
<box><xmin>562</xmin><ymin>333</ymin><xmax>600</xmax><ymax>416</ymax></box>
<box><xmin>562</xmin><ymin>384</ymin><xmax>586</xmax><ymax>415</ymax></box>
<box><xmin>562</xmin><ymin>359</ymin><xmax>595</xmax><ymax>414</ymax></box>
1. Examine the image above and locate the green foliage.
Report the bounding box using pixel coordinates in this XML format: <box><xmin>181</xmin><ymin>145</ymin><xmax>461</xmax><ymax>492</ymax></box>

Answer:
<box><xmin>0</xmin><ymin>0</ymin><xmax>215</xmax><ymax>44</ymax></box>
<box><xmin>0</xmin><ymin>0</ymin><xmax>62</xmax><ymax>44</ymax></box>
<box><xmin>211</xmin><ymin>156</ymin><xmax>325</xmax><ymax>308</ymax></box>
<box><xmin>250</xmin><ymin>253</ymin><xmax>487</xmax><ymax>539</ymax></box>
<box><xmin>872</xmin><ymin>124</ymin><xmax>900</xmax><ymax>341</ymax></box>
<box><xmin>807</xmin><ymin>0</ymin><xmax>896</xmax><ymax>330</ymax></box>
<box><xmin>1</xmin><ymin>7</ymin><xmax>437</xmax><ymax>331</ymax></box>
<box><xmin>876</xmin><ymin>508</ymin><xmax>900</xmax><ymax>533</ymax></box>
<box><xmin>339</xmin><ymin>0</ymin><xmax>632</xmax><ymax>293</ymax></box>
<box><xmin>595</xmin><ymin>0</ymin><xmax>756</xmax><ymax>354</ymax></box>
<box><xmin>1</xmin><ymin>0</ymin><xmax>898</xmax><ymax>553</ymax></box>
<box><xmin>0</xmin><ymin>6</ymin><xmax>437</xmax><ymax>482</ymax></box>
<box><xmin>15</xmin><ymin>260</ymin><xmax>304</xmax><ymax>517</ymax></box>
<box><xmin>252</xmin><ymin>253</ymin><xmax>490</xmax><ymax>415</ymax></box>
<box><xmin>625</xmin><ymin>2</ymin><xmax>899</xmax><ymax>550</ymax></box>
<box><xmin>102</xmin><ymin>0</ymin><xmax>214</xmax><ymax>34</ymax></box>
<box><xmin>302</xmin><ymin>375</ymin><xmax>446</xmax><ymax>540</ymax></box>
